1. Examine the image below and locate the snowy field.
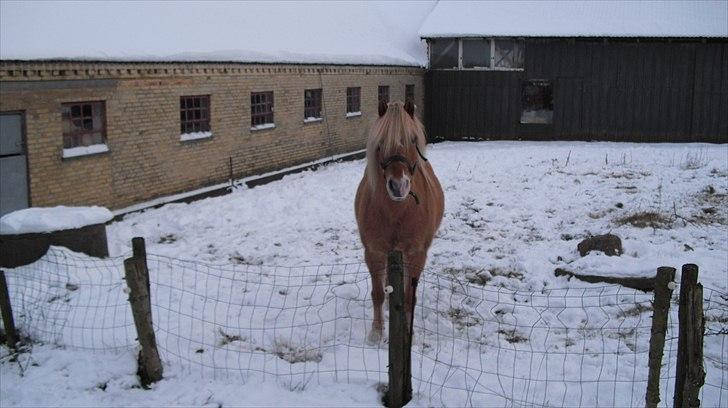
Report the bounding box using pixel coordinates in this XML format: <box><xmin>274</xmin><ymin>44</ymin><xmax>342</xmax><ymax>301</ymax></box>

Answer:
<box><xmin>1</xmin><ymin>141</ymin><xmax>727</xmax><ymax>407</ymax></box>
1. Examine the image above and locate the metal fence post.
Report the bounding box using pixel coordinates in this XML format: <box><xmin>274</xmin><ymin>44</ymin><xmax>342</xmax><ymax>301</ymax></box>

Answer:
<box><xmin>646</xmin><ymin>266</ymin><xmax>676</xmax><ymax>407</ymax></box>
<box><xmin>124</xmin><ymin>237</ymin><xmax>163</xmax><ymax>387</ymax></box>
<box><xmin>385</xmin><ymin>250</ymin><xmax>412</xmax><ymax>408</ymax></box>
<box><xmin>673</xmin><ymin>264</ymin><xmax>705</xmax><ymax>407</ymax></box>
<box><xmin>0</xmin><ymin>270</ymin><xmax>18</xmax><ymax>349</ymax></box>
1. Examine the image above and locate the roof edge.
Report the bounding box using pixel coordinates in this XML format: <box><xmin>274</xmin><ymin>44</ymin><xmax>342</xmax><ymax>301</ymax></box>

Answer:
<box><xmin>0</xmin><ymin>59</ymin><xmax>426</xmax><ymax>69</ymax></box>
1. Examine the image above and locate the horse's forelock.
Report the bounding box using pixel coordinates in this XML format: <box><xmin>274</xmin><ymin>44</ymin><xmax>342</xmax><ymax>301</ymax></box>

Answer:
<box><xmin>366</xmin><ymin>102</ymin><xmax>427</xmax><ymax>190</ymax></box>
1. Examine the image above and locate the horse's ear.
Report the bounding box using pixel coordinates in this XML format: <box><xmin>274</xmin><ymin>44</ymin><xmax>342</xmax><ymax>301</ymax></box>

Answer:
<box><xmin>404</xmin><ymin>100</ymin><xmax>415</xmax><ymax>118</ymax></box>
<box><xmin>378</xmin><ymin>101</ymin><xmax>388</xmax><ymax>117</ymax></box>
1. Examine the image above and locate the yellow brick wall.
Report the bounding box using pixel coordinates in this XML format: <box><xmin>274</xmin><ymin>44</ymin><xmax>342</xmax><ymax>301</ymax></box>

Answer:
<box><xmin>0</xmin><ymin>62</ymin><xmax>424</xmax><ymax>210</ymax></box>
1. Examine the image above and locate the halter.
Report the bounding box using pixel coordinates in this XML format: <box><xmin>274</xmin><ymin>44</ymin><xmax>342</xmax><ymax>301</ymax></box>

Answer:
<box><xmin>379</xmin><ymin>141</ymin><xmax>429</xmax><ymax>205</ymax></box>
<box><xmin>379</xmin><ymin>141</ymin><xmax>428</xmax><ymax>174</ymax></box>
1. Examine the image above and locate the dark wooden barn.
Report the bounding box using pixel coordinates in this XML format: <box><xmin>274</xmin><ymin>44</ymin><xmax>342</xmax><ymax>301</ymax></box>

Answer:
<box><xmin>420</xmin><ymin>2</ymin><xmax>728</xmax><ymax>143</ymax></box>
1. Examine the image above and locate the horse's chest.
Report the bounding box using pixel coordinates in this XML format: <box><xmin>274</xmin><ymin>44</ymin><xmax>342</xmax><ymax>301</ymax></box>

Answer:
<box><xmin>368</xmin><ymin>207</ymin><xmax>429</xmax><ymax>248</ymax></box>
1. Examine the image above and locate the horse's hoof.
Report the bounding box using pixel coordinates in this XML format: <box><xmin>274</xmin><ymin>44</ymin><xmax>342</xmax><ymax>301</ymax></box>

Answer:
<box><xmin>367</xmin><ymin>329</ymin><xmax>383</xmax><ymax>345</ymax></box>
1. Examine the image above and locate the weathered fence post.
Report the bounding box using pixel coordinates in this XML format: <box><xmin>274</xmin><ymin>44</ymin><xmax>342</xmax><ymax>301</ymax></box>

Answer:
<box><xmin>646</xmin><ymin>266</ymin><xmax>676</xmax><ymax>408</ymax></box>
<box><xmin>0</xmin><ymin>270</ymin><xmax>18</xmax><ymax>349</ymax></box>
<box><xmin>132</xmin><ymin>237</ymin><xmax>149</xmax><ymax>293</ymax></box>
<box><xmin>385</xmin><ymin>250</ymin><xmax>412</xmax><ymax>408</ymax></box>
<box><xmin>673</xmin><ymin>264</ymin><xmax>705</xmax><ymax>407</ymax></box>
<box><xmin>124</xmin><ymin>237</ymin><xmax>163</xmax><ymax>387</ymax></box>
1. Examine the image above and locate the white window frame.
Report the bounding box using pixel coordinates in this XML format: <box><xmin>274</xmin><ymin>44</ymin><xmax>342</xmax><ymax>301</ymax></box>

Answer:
<box><xmin>430</xmin><ymin>38</ymin><xmax>524</xmax><ymax>72</ymax></box>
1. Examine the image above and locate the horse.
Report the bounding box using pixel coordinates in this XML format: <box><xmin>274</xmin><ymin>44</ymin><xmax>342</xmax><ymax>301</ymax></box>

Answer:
<box><xmin>354</xmin><ymin>100</ymin><xmax>444</xmax><ymax>344</ymax></box>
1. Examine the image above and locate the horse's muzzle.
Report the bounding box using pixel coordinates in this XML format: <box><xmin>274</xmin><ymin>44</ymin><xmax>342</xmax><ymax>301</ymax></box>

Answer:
<box><xmin>387</xmin><ymin>177</ymin><xmax>410</xmax><ymax>201</ymax></box>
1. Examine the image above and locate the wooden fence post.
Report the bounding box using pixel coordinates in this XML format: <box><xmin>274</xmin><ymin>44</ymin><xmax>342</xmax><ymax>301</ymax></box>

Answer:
<box><xmin>132</xmin><ymin>237</ymin><xmax>149</xmax><ymax>293</ymax></box>
<box><xmin>673</xmin><ymin>264</ymin><xmax>705</xmax><ymax>407</ymax></box>
<box><xmin>0</xmin><ymin>270</ymin><xmax>18</xmax><ymax>349</ymax></box>
<box><xmin>385</xmin><ymin>250</ymin><xmax>412</xmax><ymax>408</ymax></box>
<box><xmin>645</xmin><ymin>266</ymin><xmax>676</xmax><ymax>408</ymax></box>
<box><xmin>124</xmin><ymin>237</ymin><xmax>163</xmax><ymax>387</ymax></box>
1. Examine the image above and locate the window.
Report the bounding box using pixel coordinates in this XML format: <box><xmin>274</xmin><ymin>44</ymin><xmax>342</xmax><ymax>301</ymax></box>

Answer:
<box><xmin>378</xmin><ymin>85</ymin><xmax>389</xmax><ymax>105</ymax></box>
<box><xmin>251</xmin><ymin>91</ymin><xmax>274</xmax><ymax>128</ymax></box>
<box><xmin>462</xmin><ymin>39</ymin><xmax>490</xmax><ymax>69</ymax></box>
<box><xmin>430</xmin><ymin>38</ymin><xmax>459</xmax><ymax>69</ymax></box>
<box><xmin>304</xmin><ymin>88</ymin><xmax>323</xmax><ymax>120</ymax></box>
<box><xmin>61</xmin><ymin>101</ymin><xmax>106</xmax><ymax>148</ymax></box>
<box><xmin>521</xmin><ymin>80</ymin><xmax>553</xmax><ymax>124</ymax></box>
<box><xmin>180</xmin><ymin>95</ymin><xmax>210</xmax><ymax>134</ymax></box>
<box><xmin>430</xmin><ymin>38</ymin><xmax>524</xmax><ymax>70</ymax></box>
<box><xmin>405</xmin><ymin>84</ymin><xmax>415</xmax><ymax>103</ymax></box>
<box><xmin>495</xmin><ymin>39</ymin><xmax>524</xmax><ymax>69</ymax></box>
<box><xmin>346</xmin><ymin>87</ymin><xmax>361</xmax><ymax>115</ymax></box>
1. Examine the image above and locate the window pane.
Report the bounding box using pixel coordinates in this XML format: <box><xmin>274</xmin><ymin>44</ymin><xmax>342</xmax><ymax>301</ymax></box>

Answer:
<box><xmin>495</xmin><ymin>40</ymin><xmax>524</xmax><ymax>69</ymax></box>
<box><xmin>378</xmin><ymin>86</ymin><xmax>389</xmax><ymax>104</ymax></box>
<box><xmin>521</xmin><ymin>79</ymin><xmax>553</xmax><ymax>124</ymax></box>
<box><xmin>430</xmin><ymin>38</ymin><xmax>459</xmax><ymax>69</ymax></box>
<box><xmin>405</xmin><ymin>84</ymin><xmax>415</xmax><ymax>102</ymax></box>
<box><xmin>462</xmin><ymin>39</ymin><xmax>490</xmax><ymax>68</ymax></box>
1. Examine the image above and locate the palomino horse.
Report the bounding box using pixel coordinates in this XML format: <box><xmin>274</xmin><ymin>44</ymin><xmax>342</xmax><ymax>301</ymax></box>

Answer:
<box><xmin>355</xmin><ymin>100</ymin><xmax>444</xmax><ymax>343</ymax></box>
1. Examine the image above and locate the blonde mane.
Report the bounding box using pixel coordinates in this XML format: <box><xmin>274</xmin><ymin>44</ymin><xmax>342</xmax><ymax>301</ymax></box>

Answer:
<box><xmin>366</xmin><ymin>102</ymin><xmax>428</xmax><ymax>190</ymax></box>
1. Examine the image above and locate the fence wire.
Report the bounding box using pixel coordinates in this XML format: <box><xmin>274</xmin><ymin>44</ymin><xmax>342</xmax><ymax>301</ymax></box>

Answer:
<box><xmin>1</xmin><ymin>247</ymin><xmax>727</xmax><ymax>407</ymax></box>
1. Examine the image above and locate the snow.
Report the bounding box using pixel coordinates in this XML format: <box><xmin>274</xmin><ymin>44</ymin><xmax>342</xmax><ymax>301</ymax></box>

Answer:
<box><xmin>111</xmin><ymin>148</ymin><xmax>364</xmax><ymax>217</ymax></box>
<box><xmin>0</xmin><ymin>1</ymin><xmax>436</xmax><ymax>66</ymax></box>
<box><xmin>346</xmin><ymin>111</ymin><xmax>362</xmax><ymax>118</ymax></box>
<box><xmin>0</xmin><ymin>206</ymin><xmax>113</xmax><ymax>235</ymax></box>
<box><xmin>303</xmin><ymin>117</ymin><xmax>323</xmax><ymax>123</ymax></box>
<box><xmin>61</xmin><ymin>143</ymin><xmax>109</xmax><ymax>159</ymax></box>
<box><xmin>251</xmin><ymin>123</ymin><xmax>276</xmax><ymax>131</ymax></box>
<box><xmin>419</xmin><ymin>1</ymin><xmax>728</xmax><ymax>38</ymax></box>
<box><xmin>2</xmin><ymin>141</ymin><xmax>727</xmax><ymax>406</ymax></box>
<box><xmin>179</xmin><ymin>131</ymin><xmax>212</xmax><ymax>142</ymax></box>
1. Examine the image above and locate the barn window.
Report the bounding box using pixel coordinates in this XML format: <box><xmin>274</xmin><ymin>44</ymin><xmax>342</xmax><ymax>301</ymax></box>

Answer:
<box><xmin>405</xmin><ymin>84</ymin><xmax>415</xmax><ymax>103</ymax></box>
<box><xmin>429</xmin><ymin>38</ymin><xmax>459</xmax><ymax>69</ymax></box>
<box><xmin>462</xmin><ymin>38</ymin><xmax>490</xmax><ymax>69</ymax></box>
<box><xmin>304</xmin><ymin>88</ymin><xmax>323</xmax><ymax>121</ymax></box>
<box><xmin>521</xmin><ymin>80</ymin><xmax>553</xmax><ymax>124</ymax></box>
<box><xmin>251</xmin><ymin>91</ymin><xmax>274</xmax><ymax>129</ymax></box>
<box><xmin>180</xmin><ymin>95</ymin><xmax>211</xmax><ymax>135</ymax></box>
<box><xmin>429</xmin><ymin>38</ymin><xmax>524</xmax><ymax>70</ymax></box>
<box><xmin>346</xmin><ymin>87</ymin><xmax>361</xmax><ymax>116</ymax></box>
<box><xmin>378</xmin><ymin>85</ymin><xmax>389</xmax><ymax>105</ymax></box>
<box><xmin>61</xmin><ymin>101</ymin><xmax>106</xmax><ymax>149</ymax></box>
<box><xmin>494</xmin><ymin>39</ymin><xmax>524</xmax><ymax>69</ymax></box>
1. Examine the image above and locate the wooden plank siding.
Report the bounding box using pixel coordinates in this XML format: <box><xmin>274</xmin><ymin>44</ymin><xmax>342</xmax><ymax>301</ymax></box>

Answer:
<box><xmin>425</xmin><ymin>39</ymin><xmax>728</xmax><ymax>143</ymax></box>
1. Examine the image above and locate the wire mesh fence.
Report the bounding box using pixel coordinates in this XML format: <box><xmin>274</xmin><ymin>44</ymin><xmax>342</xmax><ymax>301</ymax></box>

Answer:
<box><xmin>1</xmin><ymin>246</ymin><xmax>727</xmax><ymax>407</ymax></box>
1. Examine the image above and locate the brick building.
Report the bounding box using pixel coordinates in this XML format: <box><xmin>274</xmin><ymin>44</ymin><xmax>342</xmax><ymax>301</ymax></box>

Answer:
<box><xmin>0</xmin><ymin>2</ymin><xmax>433</xmax><ymax>215</ymax></box>
<box><xmin>0</xmin><ymin>62</ymin><xmax>423</xmax><ymax>213</ymax></box>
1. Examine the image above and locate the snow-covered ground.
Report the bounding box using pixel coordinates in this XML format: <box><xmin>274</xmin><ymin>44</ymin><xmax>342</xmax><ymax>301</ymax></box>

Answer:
<box><xmin>2</xmin><ymin>141</ymin><xmax>727</xmax><ymax>407</ymax></box>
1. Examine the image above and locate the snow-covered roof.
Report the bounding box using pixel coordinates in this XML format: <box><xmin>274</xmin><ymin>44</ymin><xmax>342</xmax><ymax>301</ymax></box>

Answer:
<box><xmin>0</xmin><ymin>206</ymin><xmax>113</xmax><ymax>235</ymax></box>
<box><xmin>0</xmin><ymin>1</ymin><xmax>435</xmax><ymax>66</ymax></box>
<box><xmin>419</xmin><ymin>0</ymin><xmax>728</xmax><ymax>39</ymax></box>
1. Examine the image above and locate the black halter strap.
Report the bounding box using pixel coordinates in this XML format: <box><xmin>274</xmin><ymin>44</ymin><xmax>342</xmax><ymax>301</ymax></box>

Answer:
<box><xmin>380</xmin><ymin>154</ymin><xmax>417</xmax><ymax>174</ymax></box>
<box><xmin>379</xmin><ymin>141</ymin><xmax>428</xmax><ymax>175</ymax></box>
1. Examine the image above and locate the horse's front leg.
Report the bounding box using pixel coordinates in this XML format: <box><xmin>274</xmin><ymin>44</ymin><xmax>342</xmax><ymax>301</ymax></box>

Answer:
<box><xmin>365</xmin><ymin>250</ymin><xmax>386</xmax><ymax>344</ymax></box>
<box><xmin>404</xmin><ymin>251</ymin><xmax>427</xmax><ymax>335</ymax></box>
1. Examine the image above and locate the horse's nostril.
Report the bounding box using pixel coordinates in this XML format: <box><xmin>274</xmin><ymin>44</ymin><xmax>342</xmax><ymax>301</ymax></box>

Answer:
<box><xmin>388</xmin><ymin>179</ymin><xmax>396</xmax><ymax>191</ymax></box>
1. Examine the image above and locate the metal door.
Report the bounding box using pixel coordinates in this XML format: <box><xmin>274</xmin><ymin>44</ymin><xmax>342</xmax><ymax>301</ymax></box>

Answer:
<box><xmin>0</xmin><ymin>112</ymin><xmax>29</xmax><ymax>217</ymax></box>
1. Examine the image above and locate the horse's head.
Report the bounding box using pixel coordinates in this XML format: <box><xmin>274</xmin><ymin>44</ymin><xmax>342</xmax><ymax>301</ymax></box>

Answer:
<box><xmin>367</xmin><ymin>100</ymin><xmax>427</xmax><ymax>203</ymax></box>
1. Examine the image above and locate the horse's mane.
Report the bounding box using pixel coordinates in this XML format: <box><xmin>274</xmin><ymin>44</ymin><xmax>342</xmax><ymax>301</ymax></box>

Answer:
<box><xmin>366</xmin><ymin>102</ymin><xmax>429</xmax><ymax>190</ymax></box>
